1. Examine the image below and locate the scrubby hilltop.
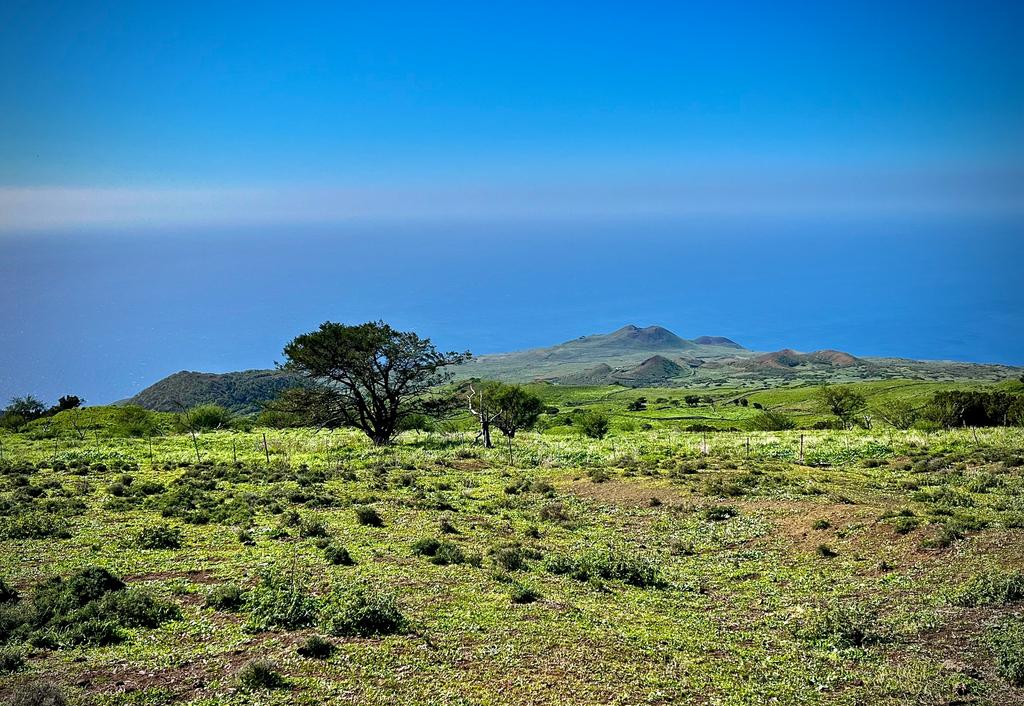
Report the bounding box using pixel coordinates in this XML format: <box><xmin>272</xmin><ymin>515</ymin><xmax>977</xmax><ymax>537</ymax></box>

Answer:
<box><xmin>125</xmin><ymin>369</ymin><xmax>302</xmax><ymax>414</ymax></box>
<box><xmin>458</xmin><ymin>324</ymin><xmax>744</xmax><ymax>382</ymax></box>
<box><xmin>123</xmin><ymin>324</ymin><xmax>1024</xmax><ymax>408</ymax></box>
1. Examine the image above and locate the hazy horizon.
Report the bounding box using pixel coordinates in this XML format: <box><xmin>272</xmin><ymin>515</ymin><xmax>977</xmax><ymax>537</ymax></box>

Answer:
<box><xmin>3</xmin><ymin>215</ymin><xmax>1022</xmax><ymax>405</ymax></box>
<box><xmin>2</xmin><ymin>1</ymin><xmax>1022</xmax><ymax>404</ymax></box>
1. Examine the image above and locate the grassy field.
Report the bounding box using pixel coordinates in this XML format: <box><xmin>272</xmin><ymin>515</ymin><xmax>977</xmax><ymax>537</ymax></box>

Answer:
<box><xmin>524</xmin><ymin>378</ymin><xmax>1023</xmax><ymax>430</ymax></box>
<box><xmin>2</xmin><ymin>406</ymin><xmax>1024</xmax><ymax>704</ymax></box>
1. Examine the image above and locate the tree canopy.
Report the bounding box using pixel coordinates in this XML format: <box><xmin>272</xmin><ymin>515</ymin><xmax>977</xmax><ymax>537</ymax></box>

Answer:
<box><xmin>817</xmin><ymin>385</ymin><xmax>868</xmax><ymax>428</ymax></box>
<box><xmin>282</xmin><ymin>321</ymin><xmax>469</xmax><ymax>445</ymax></box>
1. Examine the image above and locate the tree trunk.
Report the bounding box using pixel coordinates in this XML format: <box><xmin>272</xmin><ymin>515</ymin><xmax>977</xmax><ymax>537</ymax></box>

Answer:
<box><xmin>481</xmin><ymin>421</ymin><xmax>492</xmax><ymax>448</ymax></box>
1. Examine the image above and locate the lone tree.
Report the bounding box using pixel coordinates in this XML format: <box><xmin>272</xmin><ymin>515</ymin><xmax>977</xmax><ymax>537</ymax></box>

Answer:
<box><xmin>873</xmin><ymin>398</ymin><xmax>919</xmax><ymax>430</ymax></box>
<box><xmin>493</xmin><ymin>385</ymin><xmax>545</xmax><ymax>439</ymax></box>
<box><xmin>817</xmin><ymin>384</ymin><xmax>867</xmax><ymax>429</ymax></box>
<box><xmin>466</xmin><ymin>381</ymin><xmax>503</xmax><ymax>448</ymax></box>
<box><xmin>626</xmin><ymin>397</ymin><xmax>647</xmax><ymax>412</ymax></box>
<box><xmin>282</xmin><ymin>321</ymin><xmax>469</xmax><ymax>445</ymax></box>
<box><xmin>579</xmin><ymin>410</ymin><xmax>611</xmax><ymax>439</ymax></box>
<box><xmin>466</xmin><ymin>381</ymin><xmax>544</xmax><ymax>448</ymax></box>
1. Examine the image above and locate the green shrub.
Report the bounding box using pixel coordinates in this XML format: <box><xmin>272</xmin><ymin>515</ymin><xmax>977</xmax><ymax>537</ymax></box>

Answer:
<box><xmin>669</xmin><ymin>539</ymin><xmax>696</xmax><ymax>556</ymax></box>
<box><xmin>237</xmin><ymin>659</ymin><xmax>286</xmax><ymax>690</ymax></box>
<box><xmin>0</xmin><ymin>513</ymin><xmax>71</xmax><ymax>540</ymax></box>
<box><xmin>547</xmin><ymin>547</ymin><xmax>666</xmax><ymax>589</ymax></box>
<box><xmin>206</xmin><ymin>584</ymin><xmax>246</xmax><ymax>611</ymax></box>
<box><xmin>324</xmin><ymin>544</ymin><xmax>355</xmax><ymax>566</ymax></box>
<box><xmin>430</xmin><ymin>541</ymin><xmax>468</xmax><ymax>566</ymax></box>
<box><xmin>703</xmin><ymin>476</ymin><xmax>748</xmax><ymax>497</ymax></box>
<box><xmin>0</xmin><ymin>645</ymin><xmax>25</xmax><ymax>672</ymax></box>
<box><xmin>812</xmin><ymin>519</ymin><xmax>831</xmax><ymax>530</ymax></box>
<box><xmin>135</xmin><ymin>524</ymin><xmax>183</xmax><ymax>549</ymax></box>
<box><xmin>321</xmin><ymin>583</ymin><xmax>407</xmax><ymax>637</ymax></box>
<box><xmin>177</xmin><ymin>404</ymin><xmax>233</xmax><ymax>431</ymax></box>
<box><xmin>510</xmin><ymin>584</ymin><xmax>541</xmax><ymax>604</ymax></box>
<box><xmin>920</xmin><ymin>524</ymin><xmax>965</xmax><ymax>549</ymax></box>
<box><xmin>11</xmin><ymin>567</ymin><xmax>178</xmax><ymax>648</ymax></box>
<box><xmin>538</xmin><ymin>502</ymin><xmax>569</xmax><ymax>523</ymax></box>
<box><xmin>796</xmin><ymin>601</ymin><xmax>881</xmax><ymax>648</ymax></box>
<box><xmin>0</xmin><ymin>578</ymin><xmax>18</xmax><ymax>605</ymax></box>
<box><xmin>9</xmin><ymin>681</ymin><xmax>66</xmax><ymax>706</ymax></box>
<box><xmin>492</xmin><ymin>545</ymin><xmax>527</xmax><ymax>572</ymax></box>
<box><xmin>989</xmin><ymin>618</ymin><xmax>1024</xmax><ymax>686</ymax></box>
<box><xmin>816</xmin><ymin>544</ymin><xmax>838</xmax><ymax>558</ymax></box>
<box><xmin>702</xmin><ymin>505</ymin><xmax>738</xmax><ymax>521</ymax></box>
<box><xmin>892</xmin><ymin>516</ymin><xmax>920</xmax><ymax>534</ymax></box>
<box><xmin>354</xmin><ymin>506</ymin><xmax>383</xmax><ymax>527</ymax></box>
<box><xmin>297</xmin><ymin>635</ymin><xmax>335</xmax><ymax>659</ymax></box>
<box><xmin>578</xmin><ymin>411</ymin><xmax>610</xmax><ymax>439</ymax></box>
<box><xmin>748</xmin><ymin>410</ymin><xmax>796</xmax><ymax>431</ymax></box>
<box><xmin>949</xmin><ymin>570</ymin><xmax>1024</xmax><ymax>607</ymax></box>
<box><xmin>438</xmin><ymin>516</ymin><xmax>458</xmax><ymax>534</ymax></box>
<box><xmin>245</xmin><ymin>570</ymin><xmax>318</xmax><ymax>631</ymax></box>
<box><xmin>99</xmin><ymin>589</ymin><xmax>180</xmax><ymax>628</ymax></box>
<box><xmin>113</xmin><ymin>405</ymin><xmax>162</xmax><ymax>437</ymax></box>
<box><xmin>298</xmin><ymin>515</ymin><xmax>329</xmax><ymax>538</ymax></box>
<box><xmin>411</xmin><ymin>537</ymin><xmax>441</xmax><ymax>557</ymax></box>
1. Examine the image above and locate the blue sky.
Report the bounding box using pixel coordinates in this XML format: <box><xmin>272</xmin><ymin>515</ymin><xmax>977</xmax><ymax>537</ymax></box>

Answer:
<box><xmin>0</xmin><ymin>1</ymin><xmax>1022</xmax><ymax>402</ymax></box>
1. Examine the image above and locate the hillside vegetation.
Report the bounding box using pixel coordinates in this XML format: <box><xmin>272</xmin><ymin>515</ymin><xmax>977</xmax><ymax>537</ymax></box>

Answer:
<box><xmin>125</xmin><ymin>370</ymin><xmax>304</xmax><ymax>414</ymax></box>
<box><xmin>1</xmin><ymin>419</ymin><xmax>1023</xmax><ymax>705</ymax></box>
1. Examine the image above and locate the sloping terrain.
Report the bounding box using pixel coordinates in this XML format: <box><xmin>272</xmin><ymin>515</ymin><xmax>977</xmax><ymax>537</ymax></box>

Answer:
<box><xmin>459</xmin><ymin>326</ymin><xmax>1021</xmax><ymax>387</ymax></box>
<box><xmin>2</xmin><ymin>425</ymin><xmax>1024</xmax><ymax>705</ymax></box>
<box><xmin>123</xmin><ymin>326</ymin><xmax>1024</xmax><ymax>406</ymax></box>
<box><xmin>125</xmin><ymin>369</ymin><xmax>303</xmax><ymax>414</ymax></box>
<box><xmin>459</xmin><ymin>325</ymin><xmax>749</xmax><ymax>382</ymax></box>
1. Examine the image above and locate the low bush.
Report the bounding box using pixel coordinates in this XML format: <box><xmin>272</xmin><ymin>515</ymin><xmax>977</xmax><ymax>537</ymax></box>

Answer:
<box><xmin>298</xmin><ymin>515</ymin><xmax>329</xmax><ymax>538</ymax></box>
<box><xmin>748</xmin><ymin>410</ymin><xmax>796</xmax><ymax>431</ymax></box>
<box><xmin>920</xmin><ymin>524</ymin><xmax>965</xmax><ymax>549</ymax></box>
<box><xmin>101</xmin><ymin>589</ymin><xmax>180</xmax><ymax>628</ymax></box>
<box><xmin>9</xmin><ymin>681</ymin><xmax>66</xmax><ymax>706</ymax></box>
<box><xmin>492</xmin><ymin>545</ymin><xmax>527</xmax><ymax>572</ymax></box>
<box><xmin>321</xmin><ymin>582</ymin><xmax>407</xmax><ymax>637</ymax></box>
<box><xmin>510</xmin><ymin>584</ymin><xmax>541</xmax><ymax>604</ymax></box>
<box><xmin>354</xmin><ymin>506</ymin><xmax>384</xmax><ymax>527</ymax></box>
<box><xmin>546</xmin><ymin>547</ymin><xmax>666</xmax><ymax>589</ymax></box>
<box><xmin>297</xmin><ymin>634</ymin><xmax>335</xmax><ymax>659</ymax></box>
<box><xmin>237</xmin><ymin>659</ymin><xmax>286</xmax><ymax>691</ymax></box>
<box><xmin>702</xmin><ymin>505</ymin><xmax>738</xmax><ymax>522</ymax></box>
<box><xmin>948</xmin><ymin>570</ymin><xmax>1024</xmax><ymax>607</ymax></box>
<box><xmin>438</xmin><ymin>516</ymin><xmax>458</xmax><ymax>534</ymax></box>
<box><xmin>411</xmin><ymin>537</ymin><xmax>441</xmax><ymax>557</ymax></box>
<box><xmin>538</xmin><ymin>502</ymin><xmax>570</xmax><ymax>523</ymax></box>
<box><xmin>0</xmin><ymin>645</ymin><xmax>25</xmax><ymax>672</ymax></box>
<box><xmin>135</xmin><ymin>524</ymin><xmax>183</xmax><ymax>550</ymax></box>
<box><xmin>796</xmin><ymin>601</ymin><xmax>881</xmax><ymax>648</ymax></box>
<box><xmin>245</xmin><ymin>570</ymin><xmax>318</xmax><ymax>631</ymax></box>
<box><xmin>2</xmin><ymin>567</ymin><xmax>179</xmax><ymax>648</ymax></box>
<box><xmin>0</xmin><ymin>578</ymin><xmax>18</xmax><ymax>604</ymax></box>
<box><xmin>989</xmin><ymin>618</ymin><xmax>1024</xmax><ymax>686</ymax></box>
<box><xmin>816</xmin><ymin>544</ymin><xmax>838</xmax><ymax>558</ymax></box>
<box><xmin>324</xmin><ymin>544</ymin><xmax>355</xmax><ymax>566</ymax></box>
<box><xmin>430</xmin><ymin>541</ymin><xmax>475</xmax><ymax>566</ymax></box>
<box><xmin>669</xmin><ymin>539</ymin><xmax>696</xmax><ymax>556</ymax></box>
<box><xmin>0</xmin><ymin>513</ymin><xmax>71</xmax><ymax>540</ymax></box>
<box><xmin>206</xmin><ymin>583</ymin><xmax>246</xmax><ymax>611</ymax></box>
